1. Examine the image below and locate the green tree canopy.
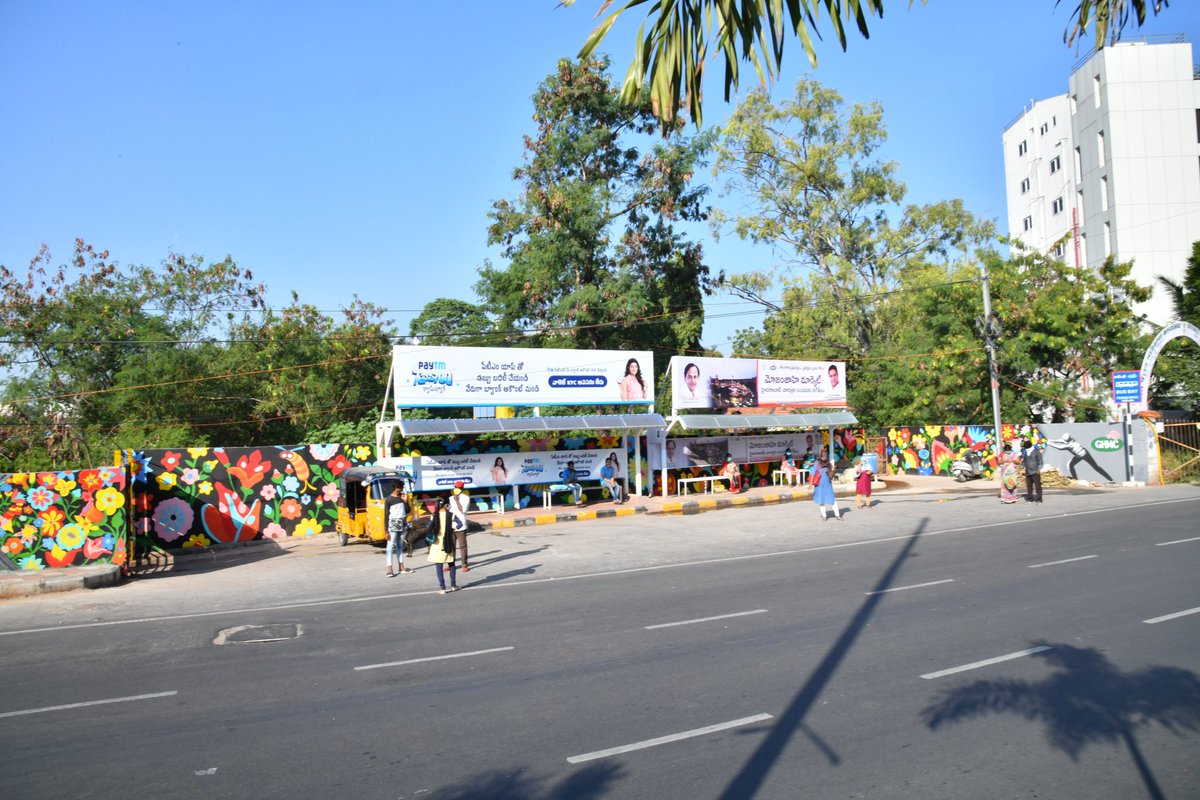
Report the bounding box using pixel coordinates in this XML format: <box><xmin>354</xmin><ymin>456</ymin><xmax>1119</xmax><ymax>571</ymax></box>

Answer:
<box><xmin>479</xmin><ymin>57</ymin><xmax>714</xmax><ymax>358</ymax></box>
<box><xmin>567</xmin><ymin>0</ymin><xmax>1169</xmax><ymax>128</ymax></box>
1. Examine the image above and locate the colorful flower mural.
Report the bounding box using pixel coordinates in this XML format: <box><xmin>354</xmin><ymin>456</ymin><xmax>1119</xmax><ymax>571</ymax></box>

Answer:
<box><xmin>129</xmin><ymin>443</ymin><xmax>377</xmax><ymax>552</ymax></box>
<box><xmin>0</xmin><ymin>468</ymin><xmax>128</xmax><ymax>570</ymax></box>
<box><xmin>884</xmin><ymin>424</ymin><xmax>1046</xmax><ymax>478</ymax></box>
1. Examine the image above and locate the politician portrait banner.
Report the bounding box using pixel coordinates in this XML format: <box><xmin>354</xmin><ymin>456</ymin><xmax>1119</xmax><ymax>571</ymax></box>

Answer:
<box><xmin>670</xmin><ymin>356</ymin><xmax>846</xmax><ymax>411</ymax></box>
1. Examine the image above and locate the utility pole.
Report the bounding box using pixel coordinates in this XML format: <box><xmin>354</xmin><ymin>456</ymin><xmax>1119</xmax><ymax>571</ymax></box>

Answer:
<box><xmin>977</xmin><ymin>265</ymin><xmax>1005</xmax><ymax>451</ymax></box>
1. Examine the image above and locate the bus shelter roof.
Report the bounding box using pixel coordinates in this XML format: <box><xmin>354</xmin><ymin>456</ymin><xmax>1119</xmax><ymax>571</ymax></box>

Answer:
<box><xmin>668</xmin><ymin>411</ymin><xmax>858</xmax><ymax>431</ymax></box>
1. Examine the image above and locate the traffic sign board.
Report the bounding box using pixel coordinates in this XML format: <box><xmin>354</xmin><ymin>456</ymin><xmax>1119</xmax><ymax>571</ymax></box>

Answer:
<box><xmin>1111</xmin><ymin>370</ymin><xmax>1142</xmax><ymax>403</ymax></box>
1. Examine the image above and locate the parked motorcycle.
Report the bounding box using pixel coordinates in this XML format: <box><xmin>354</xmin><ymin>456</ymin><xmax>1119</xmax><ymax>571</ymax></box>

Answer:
<box><xmin>951</xmin><ymin>450</ymin><xmax>983</xmax><ymax>482</ymax></box>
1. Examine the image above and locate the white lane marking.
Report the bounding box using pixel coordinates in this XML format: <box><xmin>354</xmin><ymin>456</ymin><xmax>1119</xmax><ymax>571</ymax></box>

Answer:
<box><xmin>921</xmin><ymin>646</ymin><xmax>1052</xmax><ymax>680</ymax></box>
<box><xmin>645</xmin><ymin>609</ymin><xmax>768</xmax><ymax>630</ymax></box>
<box><xmin>4</xmin><ymin>496</ymin><xmax>1197</xmax><ymax>638</ymax></box>
<box><xmin>1144</xmin><ymin>607</ymin><xmax>1200</xmax><ymax>625</ymax></box>
<box><xmin>0</xmin><ymin>690</ymin><xmax>178</xmax><ymax>719</ymax></box>
<box><xmin>1155</xmin><ymin>536</ymin><xmax>1200</xmax><ymax>546</ymax></box>
<box><xmin>354</xmin><ymin>646</ymin><xmax>514</xmax><ymax>672</ymax></box>
<box><xmin>566</xmin><ymin>713</ymin><xmax>773</xmax><ymax>764</ymax></box>
<box><xmin>1027</xmin><ymin>555</ymin><xmax>1098</xmax><ymax>569</ymax></box>
<box><xmin>865</xmin><ymin>579</ymin><xmax>955</xmax><ymax>596</ymax></box>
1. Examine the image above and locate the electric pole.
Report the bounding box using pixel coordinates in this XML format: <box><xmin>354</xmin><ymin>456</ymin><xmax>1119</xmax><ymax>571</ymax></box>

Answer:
<box><xmin>977</xmin><ymin>265</ymin><xmax>1005</xmax><ymax>451</ymax></box>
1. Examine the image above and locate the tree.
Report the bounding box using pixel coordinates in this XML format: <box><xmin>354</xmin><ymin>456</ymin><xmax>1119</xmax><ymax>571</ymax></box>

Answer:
<box><xmin>716</xmin><ymin>79</ymin><xmax>991</xmax><ymax>358</ymax></box>
<box><xmin>1149</xmin><ymin>240</ymin><xmax>1200</xmax><ymax>410</ymax></box>
<box><xmin>567</xmin><ymin>0</ymin><xmax>1168</xmax><ymax>128</ymax></box>
<box><xmin>409</xmin><ymin>298</ymin><xmax>493</xmax><ymax>345</ymax></box>
<box><xmin>479</xmin><ymin>57</ymin><xmax>713</xmax><ymax>357</ymax></box>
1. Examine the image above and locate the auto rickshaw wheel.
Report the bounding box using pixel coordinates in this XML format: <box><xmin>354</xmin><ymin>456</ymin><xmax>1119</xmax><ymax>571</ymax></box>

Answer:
<box><xmin>337</xmin><ymin>531</ymin><xmax>350</xmax><ymax>547</ymax></box>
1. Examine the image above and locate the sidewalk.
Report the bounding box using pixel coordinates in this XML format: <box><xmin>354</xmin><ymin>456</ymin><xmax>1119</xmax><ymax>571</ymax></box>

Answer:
<box><xmin>0</xmin><ymin>474</ymin><xmax>1068</xmax><ymax>599</ymax></box>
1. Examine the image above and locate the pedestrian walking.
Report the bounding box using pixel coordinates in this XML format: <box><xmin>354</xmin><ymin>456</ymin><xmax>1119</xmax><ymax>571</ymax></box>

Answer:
<box><xmin>854</xmin><ymin>457</ymin><xmax>873</xmax><ymax>509</ymax></box>
<box><xmin>427</xmin><ymin>497</ymin><xmax>458</xmax><ymax>593</ymax></box>
<box><xmin>812</xmin><ymin>453</ymin><xmax>843</xmax><ymax>521</ymax></box>
<box><xmin>1021</xmin><ymin>439</ymin><xmax>1043</xmax><ymax>503</ymax></box>
<box><xmin>382</xmin><ymin>486</ymin><xmax>412</xmax><ymax>577</ymax></box>
<box><xmin>449</xmin><ymin>481</ymin><xmax>471</xmax><ymax>571</ymax></box>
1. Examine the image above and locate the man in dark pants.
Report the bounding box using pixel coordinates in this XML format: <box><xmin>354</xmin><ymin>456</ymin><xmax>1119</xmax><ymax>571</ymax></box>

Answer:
<box><xmin>1021</xmin><ymin>439</ymin><xmax>1043</xmax><ymax>503</ymax></box>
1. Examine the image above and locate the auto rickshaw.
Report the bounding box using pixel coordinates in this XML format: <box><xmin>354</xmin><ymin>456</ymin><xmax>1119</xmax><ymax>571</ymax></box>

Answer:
<box><xmin>334</xmin><ymin>466</ymin><xmax>418</xmax><ymax>546</ymax></box>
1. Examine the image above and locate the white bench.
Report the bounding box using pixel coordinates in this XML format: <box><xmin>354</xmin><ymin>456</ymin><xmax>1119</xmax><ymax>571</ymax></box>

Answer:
<box><xmin>543</xmin><ymin>481</ymin><xmax>604</xmax><ymax>509</ymax></box>
<box><xmin>677</xmin><ymin>475</ymin><xmax>733</xmax><ymax>496</ymax></box>
<box><xmin>772</xmin><ymin>468</ymin><xmax>811</xmax><ymax>487</ymax></box>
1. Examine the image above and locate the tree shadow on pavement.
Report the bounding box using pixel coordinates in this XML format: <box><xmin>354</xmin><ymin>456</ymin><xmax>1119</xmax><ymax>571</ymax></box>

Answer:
<box><xmin>921</xmin><ymin>642</ymin><xmax>1200</xmax><ymax>800</ymax></box>
<box><xmin>430</xmin><ymin>762</ymin><xmax>624</xmax><ymax>800</ymax></box>
<box><xmin>716</xmin><ymin>518</ymin><xmax>929</xmax><ymax>799</ymax></box>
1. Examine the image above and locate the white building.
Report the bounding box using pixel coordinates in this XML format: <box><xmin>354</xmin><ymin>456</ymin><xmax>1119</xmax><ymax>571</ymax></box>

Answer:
<box><xmin>1003</xmin><ymin>36</ymin><xmax>1200</xmax><ymax>324</ymax></box>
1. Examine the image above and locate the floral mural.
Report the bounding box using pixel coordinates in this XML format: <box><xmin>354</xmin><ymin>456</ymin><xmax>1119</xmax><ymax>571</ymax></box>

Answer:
<box><xmin>0</xmin><ymin>468</ymin><xmax>129</xmax><ymax>571</ymax></box>
<box><xmin>130</xmin><ymin>444</ymin><xmax>377</xmax><ymax>552</ymax></box>
<box><xmin>884</xmin><ymin>424</ymin><xmax>1046</xmax><ymax>478</ymax></box>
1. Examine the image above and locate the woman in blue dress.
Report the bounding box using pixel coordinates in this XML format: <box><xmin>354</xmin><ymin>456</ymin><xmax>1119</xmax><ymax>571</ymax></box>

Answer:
<box><xmin>812</xmin><ymin>453</ymin><xmax>843</xmax><ymax>521</ymax></box>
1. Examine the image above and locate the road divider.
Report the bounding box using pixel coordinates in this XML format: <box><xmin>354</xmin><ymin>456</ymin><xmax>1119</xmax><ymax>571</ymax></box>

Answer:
<box><xmin>566</xmin><ymin>713</ymin><xmax>773</xmax><ymax>764</ymax></box>
<box><xmin>644</xmin><ymin>609</ymin><xmax>768</xmax><ymax>630</ymax></box>
<box><xmin>354</xmin><ymin>646</ymin><xmax>515</xmax><ymax>671</ymax></box>
<box><xmin>920</xmin><ymin>646</ymin><xmax>1052</xmax><ymax>680</ymax></box>
<box><xmin>0</xmin><ymin>690</ymin><xmax>178</xmax><ymax>719</ymax></box>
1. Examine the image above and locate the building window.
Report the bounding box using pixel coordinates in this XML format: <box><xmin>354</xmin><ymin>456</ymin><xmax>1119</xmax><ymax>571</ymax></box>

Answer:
<box><xmin>1078</xmin><ymin>189</ymin><xmax>1085</xmax><ymax>220</ymax></box>
<box><xmin>1020</xmin><ymin>178</ymin><xmax>1030</xmax><ymax>194</ymax></box>
<box><xmin>1104</xmin><ymin>222</ymin><xmax>1112</xmax><ymax>257</ymax></box>
<box><xmin>1040</xmin><ymin>122</ymin><xmax>1049</xmax><ymax>135</ymax></box>
<box><xmin>1070</xmin><ymin>94</ymin><xmax>1077</xmax><ymax>114</ymax></box>
<box><xmin>1097</xmin><ymin>131</ymin><xmax>1106</xmax><ymax>167</ymax></box>
<box><xmin>1049</xmin><ymin>155</ymin><xmax>1062</xmax><ymax>174</ymax></box>
<box><xmin>1051</xmin><ymin>196</ymin><xmax>1065</xmax><ymax>215</ymax></box>
<box><xmin>1074</xmin><ymin>146</ymin><xmax>1082</xmax><ymax>178</ymax></box>
<box><xmin>1053</xmin><ymin>242</ymin><xmax>1066</xmax><ymax>258</ymax></box>
<box><xmin>1101</xmin><ymin>176</ymin><xmax>1109</xmax><ymax>211</ymax></box>
<box><xmin>1023</xmin><ymin>216</ymin><xmax>1033</xmax><ymax>232</ymax></box>
<box><xmin>1052</xmin><ymin>115</ymin><xmax>1057</xmax><ymax>127</ymax></box>
<box><xmin>1018</xmin><ymin>140</ymin><xmax>1027</xmax><ymax>156</ymax></box>
<box><xmin>1093</xmin><ymin>75</ymin><xmax>1101</xmax><ymax>108</ymax></box>
<box><xmin>1080</xmin><ymin>234</ymin><xmax>1088</xmax><ymax>265</ymax></box>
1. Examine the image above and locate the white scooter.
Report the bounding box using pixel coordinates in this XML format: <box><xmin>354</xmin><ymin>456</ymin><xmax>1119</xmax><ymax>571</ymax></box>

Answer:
<box><xmin>951</xmin><ymin>450</ymin><xmax>984</xmax><ymax>482</ymax></box>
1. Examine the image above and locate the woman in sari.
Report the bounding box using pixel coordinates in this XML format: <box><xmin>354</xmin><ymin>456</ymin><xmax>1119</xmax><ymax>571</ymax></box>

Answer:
<box><xmin>997</xmin><ymin>443</ymin><xmax>1021</xmax><ymax>504</ymax></box>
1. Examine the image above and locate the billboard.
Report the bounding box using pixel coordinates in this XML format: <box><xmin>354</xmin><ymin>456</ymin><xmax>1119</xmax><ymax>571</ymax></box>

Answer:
<box><xmin>385</xmin><ymin>450</ymin><xmax>624</xmax><ymax>492</ymax></box>
<box><xmin>392</xmin><ymin>346</ymin><xmax>654</xmax><ymax>409</ymax></box>
<box><xmin>671</xmin><ymin>356</ymin><xmax>846</xmax><ymax>410</ymax></box>
<box><xmin>646</xmin><ymin>430</ymin><xmax>827</xmax><ymax>470</ymax></box>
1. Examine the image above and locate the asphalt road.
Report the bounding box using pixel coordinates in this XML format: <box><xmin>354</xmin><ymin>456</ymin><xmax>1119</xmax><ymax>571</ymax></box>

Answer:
<box><xmin>2</xmin><ymin>486</ymin><xmax>1199</xmax><ymax>799</ymax></box>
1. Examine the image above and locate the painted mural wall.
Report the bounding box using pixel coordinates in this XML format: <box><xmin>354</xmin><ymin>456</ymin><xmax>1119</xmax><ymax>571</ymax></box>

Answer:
<box><xmin>1</xmin><ymin>468</ymin><xmax>129</xmax><ymax>571</ymax></box>
<box><xmin>883</xmin><ymin>424</ymin><xmax>1048</xmax><ymax>479</ymax></box>
<box><xmin>130</xmin><ymin>444</ymin><xmax>378</xmax><ymax>553</ymax></box>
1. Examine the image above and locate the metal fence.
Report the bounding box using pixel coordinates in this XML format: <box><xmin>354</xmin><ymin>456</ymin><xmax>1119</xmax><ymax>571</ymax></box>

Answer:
<box><xmin>1158</xmin><ymin>420</ymin><xmax>1200</xmax><ymax>483</ymax></box>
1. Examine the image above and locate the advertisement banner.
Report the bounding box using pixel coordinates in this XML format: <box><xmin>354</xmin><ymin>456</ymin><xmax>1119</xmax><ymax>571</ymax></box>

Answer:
<box><xmin>392</xmin><ymin>346</ymin><xmax>654</xmax><ymax>409</ymax></box>
<box><xmin>386</xmin><ymin>450</ymin><xmax>625</xmax><ymax>492</ymax></box>
<box><xmin>647</xmin><ymin>430</ymin><xmax>824</xmax><ymax>470</ymax></box>
<box><xmin>671</xmin><ymin>356</ymin><xmax>846</xmax><ymax>410</ymax></box>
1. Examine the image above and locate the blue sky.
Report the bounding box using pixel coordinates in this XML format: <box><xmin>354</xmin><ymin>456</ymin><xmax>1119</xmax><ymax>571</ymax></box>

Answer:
<box><xmin>2</xmin><ymin>1</ymin><xmax>1197</xmax><ymax>355</ymax></box>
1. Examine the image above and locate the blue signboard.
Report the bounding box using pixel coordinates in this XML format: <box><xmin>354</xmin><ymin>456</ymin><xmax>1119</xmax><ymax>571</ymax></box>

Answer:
<box><xmin>1111</xmin><ymin>370</ymin><xmax>1142</xmax><ymax>404</ymax></box>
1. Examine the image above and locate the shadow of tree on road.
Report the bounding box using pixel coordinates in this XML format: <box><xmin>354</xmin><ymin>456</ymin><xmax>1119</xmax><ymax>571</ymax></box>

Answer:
<box><xmin>431</xmin><ymin>761</ymin><xmax>624</xmax><ymax>799</ymax></box>
<box><xmin>921</xmin><ymin>642</ymin><xmax>1200</xmax><ymax>800</ymax></box>
<box><xmin>716</xmin><ymin>518</ymin><xmax>930</xmax><ymax>799</ymax></box>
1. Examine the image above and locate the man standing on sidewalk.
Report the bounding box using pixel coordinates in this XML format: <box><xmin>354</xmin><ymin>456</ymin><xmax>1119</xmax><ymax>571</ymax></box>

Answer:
<box><xmin>1021</xmin><ymin>439</ymin><xmax>1043</xmax><ymax>503</ymax></box>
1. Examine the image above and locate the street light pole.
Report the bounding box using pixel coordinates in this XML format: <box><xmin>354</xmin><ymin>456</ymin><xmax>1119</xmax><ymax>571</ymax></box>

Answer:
<box><xmin>978</xmin><ymin>265</ymin><xmax>1005</xmax><ymax>451</ymax></box>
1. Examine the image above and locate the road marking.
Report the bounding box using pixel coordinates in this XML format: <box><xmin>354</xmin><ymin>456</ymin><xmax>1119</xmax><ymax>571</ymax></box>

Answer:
<box><xmin>921</xmin><ymin>646</ymin><xmax>1052</xmax><ymax>680</ymax></box>
<box><xmin>3</xmin><ymin>496</ymin><xmax>1197</xmax><ymax>638</ymax></box>
<box><xmin>1155</xmin><ymin>536</ymin><xmax>1200</xmax><ymax>546</ymax></box>
<box><xmin>1143</xmin><ymin>607</ymin><xmax>1200</xmax><ymax>625</ymax></box>
<box><xmin>566</xmin><ymin>713</ymin><xmax>773</xmax><ymax>764</ymax></box>
<box><xmin>645</xmin><ymin>609</ymin><xmax>768</xmax><ymax>630</ymax></box>
<box><xmin>1028</xmin><ymin>555</ymin><xmax>1097</xmax><ymax>569</ymax></box>
<box><xmin>865</xmin><ymin>579</ymin><xmax>955</xmax><ymax>595</ymax></box>
<box><xmin>354</xmin><ymin>646</ymin><xmax>514</xmax><ymax>671</ymax></box>
<box><xmin>0</xmin><ymin>690</ymin><xmax>178</xmax><ymax>719</ymax></box>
